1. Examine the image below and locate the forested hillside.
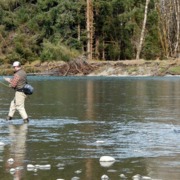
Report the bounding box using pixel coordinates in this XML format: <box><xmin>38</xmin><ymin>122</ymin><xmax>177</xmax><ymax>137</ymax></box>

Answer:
<box><xmin>0</xmin><ymin>0</ymin><xmax>179</xmax><ymax>64</ymax></box>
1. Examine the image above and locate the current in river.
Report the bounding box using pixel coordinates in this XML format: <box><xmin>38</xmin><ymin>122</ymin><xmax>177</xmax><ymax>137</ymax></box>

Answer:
<box><xmin>0</xmin><ymin>76</ymin><xmax>180</xmax><ymax>180</ymax></box>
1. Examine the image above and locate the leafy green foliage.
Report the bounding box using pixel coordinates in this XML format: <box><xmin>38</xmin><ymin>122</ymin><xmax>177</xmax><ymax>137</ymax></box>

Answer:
<box><xmin>0</xmin><ymin>0</ymin><xmax>163</xmax><ymax>63</ymax></box>
<box><xmin>168</xmin><ymin>66</ymin><xmax>180</xmax><ymax>75</ymax></box>
<box><xmin>40</xmin><ymin>40</ymin><xmax>80</xmax><ymax>61</ymax></box>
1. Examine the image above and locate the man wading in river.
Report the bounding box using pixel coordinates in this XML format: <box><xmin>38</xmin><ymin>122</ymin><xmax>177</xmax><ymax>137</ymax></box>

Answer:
<box><xmin>4</xmin><ymin>61</ymin><xmax>29</xmax><ymax>123</ymax></box>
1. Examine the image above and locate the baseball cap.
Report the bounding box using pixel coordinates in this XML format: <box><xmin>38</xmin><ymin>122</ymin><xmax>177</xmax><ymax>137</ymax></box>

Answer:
<box><xmin>13</xmin><ymin>61</ymin><xmax>21</xmax><ymax>67</ymax></box>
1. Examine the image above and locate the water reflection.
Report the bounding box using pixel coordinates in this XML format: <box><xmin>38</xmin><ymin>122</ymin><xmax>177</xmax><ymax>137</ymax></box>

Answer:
<box><xmin>86</xmin><ymin>80</ymin><xmax>94</xmax><ymax>120</ymax></box>
<box><xmin>5</xmin><ymin>123</ymin><xmax>28</xmax><ymax>180</ymax></box>
<box><xmin>1</xmin><ymin>76</ymin><xmax>180</xmax><ymax>179</ymax></box>
<box><xmin>146</xmin><ymin>155</ymin><xmax>180</xmax><ymax>180</ymax></box>
<box><xmin>85</xmin><ymin>80</ymin><xmax>95</xmax><ymax>180</ymax></box>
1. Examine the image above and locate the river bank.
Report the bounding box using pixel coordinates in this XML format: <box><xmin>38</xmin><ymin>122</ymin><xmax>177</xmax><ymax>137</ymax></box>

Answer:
<box><xmin>1</xmin><ymin>59</ymin><xmax>180</xmax><ymax>76</ymax></box>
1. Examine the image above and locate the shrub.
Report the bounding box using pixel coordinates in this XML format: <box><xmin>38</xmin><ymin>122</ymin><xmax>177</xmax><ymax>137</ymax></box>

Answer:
<box><xmin>40</xmin><ymin>40</ymin><xmax>80</xmax><ymax>62</ymax></box>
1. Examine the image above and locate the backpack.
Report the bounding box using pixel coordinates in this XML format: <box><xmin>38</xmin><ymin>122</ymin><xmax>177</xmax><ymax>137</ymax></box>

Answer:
<box><xmin>23</xmin><ymin>84</ymin><xmax>34</xmax><ymax>95</ymax></box>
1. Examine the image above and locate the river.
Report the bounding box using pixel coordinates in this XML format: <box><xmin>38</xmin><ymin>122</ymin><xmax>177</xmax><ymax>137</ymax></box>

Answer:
<box><xmin>0</xmin><ymin>76</ymin><xmax>180</xmax><ymax>180</ymax></box>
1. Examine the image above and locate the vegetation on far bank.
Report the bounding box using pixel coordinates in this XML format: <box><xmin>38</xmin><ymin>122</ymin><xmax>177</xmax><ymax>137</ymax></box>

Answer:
<box><xmin>2</xmin><ymin>59</ymin><xmax>180</xmax><ymax>76</ymax></box>
<box><xmin>0</xmin><ymin>0</ymin><xmax>179</xmax><ymax>65</ymax></box>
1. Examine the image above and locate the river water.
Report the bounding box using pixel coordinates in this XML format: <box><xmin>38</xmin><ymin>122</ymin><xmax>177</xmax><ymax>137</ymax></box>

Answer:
<box><xmin>0</xmin><ymin>76</ymin><xmax>180</xmax><ymax>180</ymax></box>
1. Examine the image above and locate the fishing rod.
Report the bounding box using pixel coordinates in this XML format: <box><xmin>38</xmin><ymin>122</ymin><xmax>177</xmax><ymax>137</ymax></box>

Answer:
<box><xmin>0</xmin><ymin>80</ymin><xmax>9</xmax><ymax>87</ymax></box>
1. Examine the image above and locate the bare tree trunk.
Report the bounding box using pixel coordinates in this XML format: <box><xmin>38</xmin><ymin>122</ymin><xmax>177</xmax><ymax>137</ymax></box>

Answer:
<box><xmin>156</xmin><ymin>0</ymin><xmax>180</xmax><ymax>58</ymax></box>
<box><xmin>86</xmin><ymin>0</ymin><xmax>93</xmax><ymax>61</ymax></box>
<box><xmin>136</xmin><ymin>0</ymin><xmax>150</xmax><ymax>60</ymax></box>
<box><xmin>155</xmin><ymin>1</ymin><xmax>169</xmax><ymax>57</ymax></box>
<box><xmin>77</xmin><ymin>23</ymin><xmax>81</xmax><ymax>42</ymax></box>
<box><xmin>95</xmin><ymin>37</ymin><xmax>100</xmax><ymax>59</ymax></box>
<box><xmin>174</xmin><ymin>0</ymin><xmax>180</xmax><ymax>57</ymax></box>
<box><xmin>102</xmin><ymin>38</ymin><xmax>105</xmax><ymax>60</ymax></box>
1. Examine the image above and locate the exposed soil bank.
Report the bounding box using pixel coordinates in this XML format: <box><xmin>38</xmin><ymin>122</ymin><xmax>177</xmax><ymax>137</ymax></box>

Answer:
<box><xmin>2</xmin><ymin>59</ymin><xmax>180</xmax><ymax>76</ymax></box>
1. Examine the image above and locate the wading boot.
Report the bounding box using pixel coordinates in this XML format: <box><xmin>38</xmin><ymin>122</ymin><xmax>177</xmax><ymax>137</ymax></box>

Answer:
<box><xmin>23</xmin><ymin>118</ymin><xmax>29</xmax><ymax>123</ymax></box>
<box><xmin>6</xmin><ymin>116</ymin><xmax>12</xmax><ymax>121</ymax></box>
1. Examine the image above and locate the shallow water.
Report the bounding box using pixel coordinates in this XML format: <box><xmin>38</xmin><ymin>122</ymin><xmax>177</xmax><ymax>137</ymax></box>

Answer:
<box><xmin>0</xmin><ymin>76</ymin><xmax>180</xmax><ymax>180</ymax></box>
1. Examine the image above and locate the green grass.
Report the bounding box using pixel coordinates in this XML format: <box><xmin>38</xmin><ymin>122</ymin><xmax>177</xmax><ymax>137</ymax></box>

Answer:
<box><xmin>168</xmin><ymin>66</ymin><xmax>180</xmax><ymax>75</ymax></box>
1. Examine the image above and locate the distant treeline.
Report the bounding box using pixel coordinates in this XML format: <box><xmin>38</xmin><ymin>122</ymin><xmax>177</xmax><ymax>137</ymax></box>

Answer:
<box><xmin>0</xmin><ymin>0</ymin><xmax>179</xmax><ymax>64</ymax></box>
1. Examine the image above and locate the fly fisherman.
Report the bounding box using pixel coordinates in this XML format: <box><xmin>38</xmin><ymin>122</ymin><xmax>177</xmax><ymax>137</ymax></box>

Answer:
<box><xmin>4</xmin><ymin>61</ymin><xmax>29</xmax><ymax>123</ymax></box>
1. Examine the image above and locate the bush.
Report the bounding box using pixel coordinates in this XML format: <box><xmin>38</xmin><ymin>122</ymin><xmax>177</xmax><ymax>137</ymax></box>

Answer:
<box><xmin>40</xmin><ymin>40</ymin><xmax>80</xmax><ymax>62</ymax></box>
<box><xmin>168</xmin><ymin>66</ymin><xmax>180</xmax><ymax>75</ymax></box>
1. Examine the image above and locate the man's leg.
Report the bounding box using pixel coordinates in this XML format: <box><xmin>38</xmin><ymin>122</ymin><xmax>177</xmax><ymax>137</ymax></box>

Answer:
<box><xmin>15</xmin><ymin>92</ymin><xmax>28</xmax><ymax>121</ymax></box>
<box><xmin>7</xmin><ymin>98</ymin><xmax>16</xmax><ymax>120</ymax></box>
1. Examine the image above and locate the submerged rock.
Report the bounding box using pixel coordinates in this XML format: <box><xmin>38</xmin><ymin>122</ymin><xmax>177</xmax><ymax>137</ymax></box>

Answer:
<box><xmin>107</xmin><ymin>169</ymin><xmax>117</xmax><ymax>172</ymax></box>
<box><xmin>27</xmin><ymin>164</ymin><xmax>51</xmax><ymax>171</ymax></box>
<box><xmin>132</xmin><ymin>174</ymin><xmax>141</xmax><ymax>180</ymax></box>
<box><xmin>132</xmin><ymin>174</ymin><xmax>152</xmax><ymax>180</ymax></box>
<box><xmin>75</xmin><ymin>169</ymin><xmax>82</xmax><ymax>174</ymax></box>
<box><xmin>141</xmin><ymin>176</ymin><xmax>152</xmax><ymax>180</ymax></box>
<box><xmin>7</xmin><ymin>158</ymin><xmax>14</xmax><ymax>164</ymax></box>
<box><xmin>9</xmin><ymin>168</ymin><xmax>16</xmax><ymax>174</ymax></box>
<box><xmin>38</xmin><ymin>164</ymin><xmax>51</xmax><ymax>170</ymax></box>
<box><xmin>57</xmin><ymin>163</ymin><xmax>65</xmax><ymax>170</ymax></box>
<box><xmin>119</xmin><ymin>174</ymin><xmax>127</xmax><ymax>179</ymax></box>
<box><xmin>173</xmin><ymin>129</ymin><xmax>180</xmax><ymax>133</ymax></box>
<box><xmin>0</xmin><ymin>142</ymin><xmax>5</xmax><ymax>146</ymax></box>
<box><xmin>99</xmin><ymin>156</ymin><xmax>115</xmax><ymax>162</ymax></box>
<box><xmin>15</xmin><ymin>166</ymin><xmax>24</xmax><ymax>171</ymax></box>
<box><xmin>71</xmin><ymin>177</ymin><xmax>80</xmax><ymax>180</ymax></box>
<box><xmin>27</xmin><ymin>164</ymin><xmax>35</xmax><ymax>171</ymax></box>
<box><xmin>101</xmin><ymin>174</ymin><xmax>109</xmax><ymax>180</ymax></box>
<box><xmin>99</xmin><ymin>156</ymin><xmax>116</xmax><ymax>167</ymax></box>
<box><xmin>57</xmin><ymin>163</ymin><xmax>65</xmax><ymax>167</ymax></box>
<box><xmin>100</xmin><ymin>161</ymin><xmax>115</xmax><ymax>167</ymax></box>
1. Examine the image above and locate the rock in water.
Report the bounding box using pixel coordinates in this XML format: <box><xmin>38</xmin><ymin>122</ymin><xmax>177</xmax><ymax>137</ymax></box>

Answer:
<box><xmin>119</xmin><ymin>174</ymin><xmax>127</xmax><ymax>178</ymax></box>
<box><xmin>27</xmin><ymin>164</ymin><xmax>35</xmax><ymax>171</ymax></box>
<box><xmin>99</xmin><ymin>156</ymin><xmax>115</xmax><ymax>162</ymax></box>
<box><xmin>7</xmin><ymin>158</ymin><xmax>14</xmax><ymax>164</ymax></box>
<box><xmin>38</xmin><ymin>164</ymin><xmax>51</xmax><ymax>170</ymax></box>
<box><xmin>141</xmin><ymin>176</ymin><xmax>152</xmax><ymax>180</ymax></box>
<box><xmin>101</xmin><ymin>174</ymin><xmax>109</xmax><ymax>180</ymax></box>
<box><xmin>9</xmin><ymin>168</ymin><xmax>16</xmax><ymax>174</ymax></box>
<box><xmin>0</xmin><ymin>142</ymin><xmax>5</xmax><ymax>146</ymax></box>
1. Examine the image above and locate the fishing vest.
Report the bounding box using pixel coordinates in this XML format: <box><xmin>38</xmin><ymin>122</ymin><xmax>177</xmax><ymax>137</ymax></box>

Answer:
<box><xmin>15</xmin><ymin>69</ymin><xmax>27</xmax><ymax>90</ymax></box>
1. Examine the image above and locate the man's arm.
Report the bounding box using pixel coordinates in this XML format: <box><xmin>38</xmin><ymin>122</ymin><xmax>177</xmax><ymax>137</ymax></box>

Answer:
<box><xmin>4</xmin><ymin>75</ymin><xmax>20</xmax><ymax>88</ymax></box>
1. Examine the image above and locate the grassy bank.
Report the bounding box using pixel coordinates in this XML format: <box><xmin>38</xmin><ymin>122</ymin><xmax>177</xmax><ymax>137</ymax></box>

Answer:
<box><xmin>1</xmin><ymin>59</ymin><xmax>180</xmax><ymax>76</ymax></box>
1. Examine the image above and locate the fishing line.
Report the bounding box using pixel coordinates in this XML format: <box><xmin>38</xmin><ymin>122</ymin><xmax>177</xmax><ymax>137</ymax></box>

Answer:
<box><xmin>0</xmin><ymin>81</ymin><xmax>9</xmax><ymax>87</ymax></box>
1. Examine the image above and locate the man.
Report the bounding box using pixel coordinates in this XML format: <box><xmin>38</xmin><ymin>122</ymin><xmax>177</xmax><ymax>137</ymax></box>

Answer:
<box><xmin>4</xmin><ymin>61</ymin><xmax>29</xmax><ymax>123</ymax></box>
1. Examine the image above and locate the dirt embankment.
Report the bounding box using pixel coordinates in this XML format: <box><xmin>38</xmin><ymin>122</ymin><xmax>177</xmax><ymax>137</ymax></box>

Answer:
<box><xmin>2</xmin><ymin>59</ymin><xmax>180</xmax><ymax>76</ymax></box>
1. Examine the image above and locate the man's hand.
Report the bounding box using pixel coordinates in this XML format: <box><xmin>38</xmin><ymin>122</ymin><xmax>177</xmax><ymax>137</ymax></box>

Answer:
<box><xmin>3</xmin><ymin>77</ymin><xmax>11</xmax><ymax>83</ymax></box>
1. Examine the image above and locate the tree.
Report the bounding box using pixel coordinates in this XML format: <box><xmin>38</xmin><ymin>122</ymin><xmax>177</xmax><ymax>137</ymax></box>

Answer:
<box><xmin>156</xmin><ymin>0</ymin><xmax>180</xmax><ymax>58</ymax></box>
<box><xmin>0</xmin><ymin>0</ymin><xmax>178</xmax><ymax>62</ymax></box>
<box><xmin>86</xmin><ymin>0</ymin><xmax>93</xmax><ymax>60</ymax></box>
<box><xmin>136</xmin><ymin>0</ymin><xmax>150</xmax><ymax>60</ymax></box>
